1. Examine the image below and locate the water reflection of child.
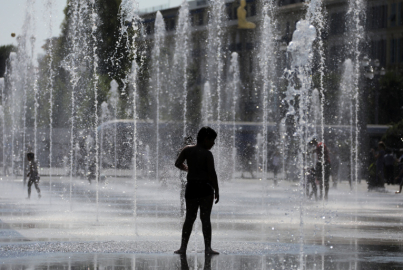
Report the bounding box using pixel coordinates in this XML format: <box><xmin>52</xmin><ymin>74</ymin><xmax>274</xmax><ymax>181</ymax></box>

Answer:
<box><xmin>174</xmin><ymin>127</ymin><xmax>219</xmax><ymax>255</ymax></box>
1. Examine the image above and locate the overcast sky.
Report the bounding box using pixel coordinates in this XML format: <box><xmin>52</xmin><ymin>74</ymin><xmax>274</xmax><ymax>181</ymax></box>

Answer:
<box><xmin>0</xmin><ymin>0</ymin><xmax>181</xmax><ymax>59</ymax></box>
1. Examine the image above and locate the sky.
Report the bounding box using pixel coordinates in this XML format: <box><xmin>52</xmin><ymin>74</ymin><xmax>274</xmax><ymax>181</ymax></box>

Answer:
<box><xmin>0</xmin><ymin>0</ymin><xmax>181</xmax><ymax>60</ymax></box>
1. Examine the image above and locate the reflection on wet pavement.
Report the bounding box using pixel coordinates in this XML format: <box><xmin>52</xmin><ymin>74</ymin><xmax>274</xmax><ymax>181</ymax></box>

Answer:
<box><xmin>0</xmin><ymin>176</ymin><xmax>403</xmax><ymax>269</ymax></box>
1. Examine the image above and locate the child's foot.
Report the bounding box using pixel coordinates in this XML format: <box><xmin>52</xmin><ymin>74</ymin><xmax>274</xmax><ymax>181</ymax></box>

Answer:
<box><xmin>174</xmin><ymin>249</ymin><xmax>186</xmax><ymax>254</ymax></box>
<box><xmin>38</xmin><ymin>194</ymin><xmax>41</xmax><ymax>199</ymax></box>
<box><xmin>205</xmin><ymin>248</ymin><xmax>219</xmax><ymax>255</ymax></box>
<box><xmin>396</xmin><ymin>191</ymin><xmax>401</xmax><ymax>194</ymax></box>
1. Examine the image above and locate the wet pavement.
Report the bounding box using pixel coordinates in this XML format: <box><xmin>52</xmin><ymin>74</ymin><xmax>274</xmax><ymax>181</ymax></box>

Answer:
<box><xmin>0</xmin><ymin>174</ymin><xmax>403</xmax><ymax>269</ymax></box>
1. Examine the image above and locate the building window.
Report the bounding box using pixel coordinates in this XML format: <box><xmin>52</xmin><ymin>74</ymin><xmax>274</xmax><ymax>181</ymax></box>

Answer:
<box><xmin>226</xmin><ymin>4</ymin><xmax>233</xmax><ymax>20</ymax></box>
<box><xmin>390</xmin><ymin>3</ymin><xmax>397</xmax><ymax>27</ymax></box>
<box><xmin>371</xmin><ymin>39</ymin><xmax>386</xmax><ymax>66</ymax></box>
<box><xmin>390</xmin><ymin>38</ymin><xmax>398</xmax><ymax>64</ymax></box>
<box><xmin>368</xmin><ymin>5</ymin><xmax>387</xmax><ymax>29</ymax></box>
<box><xmin>330</xmin><ymin>12</ymin><xmax>345</xmax><ymax>35</ymax></box>
<box><xmin>249</xmin><ymin>3</ymin><xmax>256</xmax><ymax>17</ymax></box>
<box><xmin>233</xmin><ymin>7</ymin><xmax>238</xmax><ymax>19</ymax></box>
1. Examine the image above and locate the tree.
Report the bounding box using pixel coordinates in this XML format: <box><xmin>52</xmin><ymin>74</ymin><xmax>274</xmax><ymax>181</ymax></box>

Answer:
<box><xmin>0</xmin><ymin>45</ymin><xmax>17</xmax><ymax>77</ymax></box>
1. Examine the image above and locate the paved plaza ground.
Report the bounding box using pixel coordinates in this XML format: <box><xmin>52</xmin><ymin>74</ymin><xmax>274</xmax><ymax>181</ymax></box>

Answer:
<box><xmin>0</xmin><ymin>173</ymin><xmax>403</xmax><ymax>269</ymax></box>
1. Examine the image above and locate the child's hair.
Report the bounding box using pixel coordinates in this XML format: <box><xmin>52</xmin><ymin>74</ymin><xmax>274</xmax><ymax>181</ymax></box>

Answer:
<box><xmin>378</xmin><ymin>141</ymin><xmax>386</xmax><ymax>149</ymax></box>
<box><xmin>27</xmin><ymin>152</ymin><xmax>34</xmax><ymax>160</ymax></box>
<box><xmin>197</xmin><ymin>127</ymin><xmax>217</xmax><ymax>144</ymax></box>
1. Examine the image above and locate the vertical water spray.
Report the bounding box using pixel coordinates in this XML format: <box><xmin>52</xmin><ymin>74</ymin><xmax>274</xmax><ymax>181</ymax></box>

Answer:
<box><xmin>206</xmin><ymin>0</ymin><xmax>225</xmax><ymax>171</ymax></box>
<box><xmin>108</xmin><ymin>80</ymin><xmax>119</xmax><ymax>180</ymax></box>
<box><xmin>151</xmin><ymin>12</ymin><xmax>166</xmax><ymax>183</ymax></box>
<box><xmin>311</xmin><ymin>89</ymin><xmax>320</xmax><ymax>136</ymax></box>
<box><xmin>100</xmin><ymin>102</ymin><xmax>110</xmax><ymax>178</ymax></box>
<box><xmin>173</xmin><ymin>0</ymin><xmax>191</xmax><ymax>138</ymax></box>
<box><xmin>202</xmin><ymin>82</ymin><xmax>212</xmax><ymax>126</ymax></box>
<box><xmin>284</xmin><ymin>20</ymin><xmax>316</xmax><ymax>268</ymax></box>
<box><xmin>259</xmin><ymin>1</ymin><xmax>277</xmax><ymax>185</ymax></box>
<box><xmin>89</xmin><ymin>0</ymin><xmax>100</xmax><ymax>222</ymax></box>
<box><xmin>346</xmin><ymin>0</ymin><xmax>366</xmax><ymax>187</ymax></box>
<box><xmin>8</xmin><ymin>53</ymin><xmax>18</xmax><ymax>179</ymax></box>
<box><xmin>339</xmin><ymin>59</ymin><xmax>354</xmax><ymax>187</ymax></box>
<box><xmin>45</xmin><ymin>0</ymin><xmax>55</xmax><ymax>200</ymax></box>
<box><xmin>229</xmin><ymin>52</ymin><xmax>240</xmax><ymax>179</ymax></box>
<box><xmin>130</xmin><ymin>61</ymin><xmax>139</xmax><ymax>235</ymax></box>
<box><xmin>306</xmin><ymin>0</ymin><xmax>327</xmax><ymax>201</ymax></box>
<box><xmin>66</xmin><ymin>0</ymin><xmax>79</xmax><ymax>210</ymax></box>
<box><xmin>116</xmin><ymin>0</ymin><xmax>141</xmax><ymax>233</ymax></box>
<box><xmin>0</xmin><ymin>78</ymin><xmax>4</xmax><ymax>177</ymax></box>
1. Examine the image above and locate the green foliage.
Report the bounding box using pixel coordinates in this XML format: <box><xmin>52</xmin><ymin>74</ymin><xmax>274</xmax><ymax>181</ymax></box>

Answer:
<box><xmin>0</xmin><ymin>45</ymin><xmax>16</xmax><ymax>77</ymax></box>
<box><xmin>381</xmin><ymin>119</ymin><xmax>403</xmax><ymax>150</ymax></box>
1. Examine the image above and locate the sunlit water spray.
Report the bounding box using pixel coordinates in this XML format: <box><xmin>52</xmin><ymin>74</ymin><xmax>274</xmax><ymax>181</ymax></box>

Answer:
<box><xmin>108</xmin><ymin>80</ymin><xmax>119</xmax><ymax>180</ymax></box>
<box><xmin>202</xmin><ymin>82</ymin><xmax>212</xmax><ymax>126</ymax></box>
<box><xmin>207</xmin><ymin>0</ymin><xmax>225</xmax><ymax>176</ymax></box>
<box><xmin>44</xmin><ymin>0</ymin><xmax>55</xmax><ymax>203</ymax></box>
<box><xmin>339</xmin><ymin>59</ymin><xmax>355</xmax><ymax>188</ymax></box>
<box><xmin>284</xmin><ymin>20</ymin><xmax>316</xmax><ymax>268</ymax></box>
<box><xmin>259</xmin><ymin>1</ymin><xmax>277</xmax><ymax>187</ymax></box>
<box><xmin>229</xmin><ymin>52</ymin><xmax>240</xmax><ymax>179</ymax></box>
<box><xmin>173</xmin><ymin>0</ymin><xmax>191</xmax><ymax>138</ymax></box>
<box><xmin>151</xmin><ymin>11</ymin><xmax>166</xmax><ymax>183</ymax></box>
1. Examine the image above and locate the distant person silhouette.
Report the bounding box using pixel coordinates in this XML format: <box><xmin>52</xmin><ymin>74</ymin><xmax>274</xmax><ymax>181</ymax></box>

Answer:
<box><xmin>174</xmin><ymin>127</ymin><xmax>219</xmax><ymax>255</ymax></box>
<box><xmin>371</xmin><ymin>141</ymin><xmax>386</xmax><ymax>188</ymax></box>
<box><xmin>310</xmin><ymin>139</ymin><xmax>331</xmax><ymax>200</ymax></box>
<box><xmin>26</xmin><ymin>152</ymin><xmax>41</xmax><ymax>199</ymax></box>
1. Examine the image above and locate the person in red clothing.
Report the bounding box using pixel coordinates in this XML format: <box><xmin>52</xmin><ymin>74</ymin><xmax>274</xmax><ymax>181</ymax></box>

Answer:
<box><xmin>311</xmin><ymin>139</ymin><xmax>331</xmax><ymax>200</ymax></box>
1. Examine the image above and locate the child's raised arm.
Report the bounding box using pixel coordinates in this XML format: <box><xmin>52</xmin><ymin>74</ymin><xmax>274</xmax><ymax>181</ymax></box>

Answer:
<box><xmin>175</xmin><ymin>147</ymin><xmax>188</xmax><ymax>172</ymax></box>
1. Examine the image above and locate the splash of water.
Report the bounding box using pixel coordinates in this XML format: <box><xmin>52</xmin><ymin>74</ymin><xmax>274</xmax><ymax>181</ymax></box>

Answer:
<box><xmin>44</xmin><ymin>0</ymin><xmax>55</xmax><ymax>201</ymax></box>
<box><xmin>100</xmin><ymin>102</ymin><xmax>110</xmax><ymax>181</ymax></box>
<box><xmin>347</xmin><ymin>0</ymin><xmax>366</xmax><ymax>187</ymax></box>
<box><xmin>339</xmin><ymin>59</ymin><xmax>354</xmax><ymax>187</ymax></box>
<box><xmin>259</xmin><ymin>2</ymin><xmax>277</xmax><ymax>184</ymax></box>
<box><xmin>0</xmin><ymin>78</ymin><xmax>4</xmax><ymax>177</ymax></box>
<box><xmin>202</xmin><ymin>82</ymin><xmax>212</xmax><ymax>126</ymax></box>
<box><xmin>284</xmin><ymin>19</ymin><xmax>316</xmax><ymax>268</ymax></box>
<box><xmin>173</xmin><ymin>0</ymin><xmax>191</xmax><ymax>138</ymax></box>
<box><xmin>207</xmin><ymin>0</ymin><xmax>225</xmax><ymax>174</ymax></box>
<box><xmin>229</xmin><ymin>52</ymin><xmax>240</xmax><ymax>179</ymax></box>
<box><xmin>108</xmin><ymin>80</ymin><xmax>119</xmax><ymax>180</ymax></box>
<box><xmin>151</xmin><ymin>11</ymin><xmax>166</xmax><ymax>183</ymax></box>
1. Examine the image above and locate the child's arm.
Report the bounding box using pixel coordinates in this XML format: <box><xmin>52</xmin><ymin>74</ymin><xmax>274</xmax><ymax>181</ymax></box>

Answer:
<box><xmin>207</xmin><ymin>152</ymin><xmax>219</xmax><ymax>204</ymax></box>
<box><xmin>175</xmin><ymin>147</ymin><xmax>188</xmax><ymax>172</ymax></box>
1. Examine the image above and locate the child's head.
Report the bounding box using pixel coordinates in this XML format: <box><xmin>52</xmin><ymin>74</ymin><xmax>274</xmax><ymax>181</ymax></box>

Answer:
<box><xmin>378</xmin><ymin>141</ymin><xmax>385</xmax><ymax>150</ymax></box>
<box><xmin>197</xmin><ymin>127</ymin><xmax>217</xmax><ymax>147</ymax></box>
<box><xmin>309</xmin><ymin>138</ymin><xmax>318</xmax><ymax>146</ymax></box>
<box><xmin>27</xmin><ymin>152</ymin><xmax>34</xmax><ymax>161</ymax></box>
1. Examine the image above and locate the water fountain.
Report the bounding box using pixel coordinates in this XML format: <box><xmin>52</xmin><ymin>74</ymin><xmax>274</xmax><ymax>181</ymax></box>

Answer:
<box><xmin>151</xmin><ymin>11</ymin><xmax>166</xmax><ymax>183</ymax></box>
<box><xmin>1</xmin><ymin>0</ymin><xmax>397</xmax><ymax>268</ymax></box>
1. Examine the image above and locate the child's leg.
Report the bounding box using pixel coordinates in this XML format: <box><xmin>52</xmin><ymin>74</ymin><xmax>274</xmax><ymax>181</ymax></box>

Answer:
<box><xmin>34</xmin><ymin>182</ymin><xmax>41</xmax><ymax>196</ymax></box>
<box><xmin>175</xmin><ymin>198</ymin><xmax>199</xmax><ymax>254</ymax></box>
<box><xmin>27</xmin><ymin>181</ymin><xmax>32</xmax><ymax>198</ymax></box>
<box><xmin>199</xmin><ymin>195</ymin><xmax>218</xmax><ymax>254</ymax></box>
